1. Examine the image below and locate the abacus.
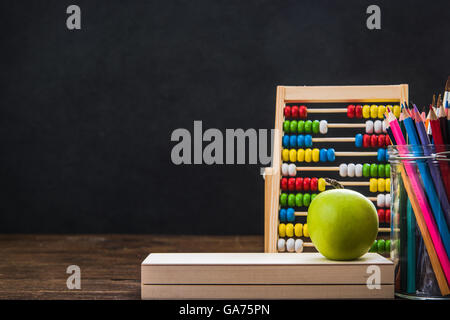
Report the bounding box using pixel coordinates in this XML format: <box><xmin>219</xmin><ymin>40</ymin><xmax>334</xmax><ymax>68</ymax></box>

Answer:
<box><xmin>264</xmin><ymin>85</ymin><xmax>408</xmax><ymax>254</ymax></box>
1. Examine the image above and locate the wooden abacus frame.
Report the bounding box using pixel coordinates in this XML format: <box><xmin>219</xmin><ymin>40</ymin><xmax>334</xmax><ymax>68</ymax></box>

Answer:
<box><xmin>264</xmin><ymin>84</ymin><xmax>409</xmax><ymax>253</ymax></box>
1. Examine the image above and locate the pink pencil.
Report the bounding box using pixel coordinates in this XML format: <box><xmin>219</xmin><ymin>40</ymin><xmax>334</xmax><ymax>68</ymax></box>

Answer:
<box><xmin>387</xmin><ymin>112</ymin><xmax>450</xmax><ymax>285</ymax></box>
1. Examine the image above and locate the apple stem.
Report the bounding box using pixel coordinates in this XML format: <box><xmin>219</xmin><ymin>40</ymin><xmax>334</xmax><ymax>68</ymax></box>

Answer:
<box><xmin>324</xmin><ymin>178</ymin><xmax>345</xmax><ymax>189</ymax></box>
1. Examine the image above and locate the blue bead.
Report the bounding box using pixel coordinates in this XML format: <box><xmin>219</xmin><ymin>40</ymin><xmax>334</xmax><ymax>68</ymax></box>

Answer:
<box><xmin>305</xmin><ymin>135</ymin><xmax>313</xmax><ymax>148</ymax></box>
<box><xmin>327</xmin><ymin>148</ymin><xmax>336</xmax><ymax>162</ymax></box>
<box><xmin>297</xmin><ymin>135</ymin><xmax>305</xmax><ymax>147</ymax></box>
<box><xmin>290</xmin><ymin>135</ymin><xmax>297</xmax><ymax>148</ymax></box>
<box><xmin>355</xmin><ymin>133</ymin><xmax>363</xmax><ymax>148</ymax></box>
<box><xmin>283</xmin><ymin>135</ymin><xmax>290</xmax><ymax>148</ymax></box>
<box><xmin>319</xmin><ymin>148</ymin><xmax>328</xmax><ymax>162</ymax></box>
<box><xmin>377</xmin><ymin>148</ymin><xmax>385</xmax><ymax>162</ymax></box>
<box><xmin>385</xmin><ymin>149</ymin><xmax>389</xmax><ymax>162</ymax></box>
<box><xmin>286</xmin><ymin>208</ymin><xmax>295</xmax><ymax>222</ymax></box>
<box><xmin>279</xmin><ymin>209</ymin><xmax>287</xmax><ymax>223</ymax></box>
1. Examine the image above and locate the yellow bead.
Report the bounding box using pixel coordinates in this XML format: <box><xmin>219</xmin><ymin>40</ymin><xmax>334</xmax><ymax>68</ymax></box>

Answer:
<box><xmin>312</xmin><ymin>148</ymin><xmax>320</xmax><ymax>162</ymax></box>
<box><xmin>297</xmin><ymin>149</ymin><xmax>305</xmax><ymax>162</ymax></box>
<box><xmin>282</xmin><ymin>149</ymin><xmax>289</xmax><ymax>162</ymax></box>
<box><xmin>369</xmin><ymin>178</ymin><xmax>378</xmax><ymax>192</ymax></box>
<box><xmin>305</xmin><ymin>148</ymin><xmax>312</xmax><ymax>162</ymax></box>
<box><xmin>378</xmin><ymin>105</ymin><xmax>386</xmax><ymax>119</ymax></box>
<box><xmin>393</xmin><ymin>105</ymin><xmax>401</xmax><ymax>118</ymax></box>
<box><xmin>286</xmin><ymin>223</ymin><xmax>294</xmax><ymax>237</ymax></box>
<box><xmin>378</xmin><ymin>178</ymin><xmax>385</xmax><ymax>192</ymax></box>
<box><xmin>303</xmin><ymin>224</ymin><xmax>310</xmax><ymax>237</ymax></box>
<box><xmin>370</xmin><ymin>105</ymin><xmax>378</xmax><ymax>118</ymax></box>
<box><xmin>289</xmin><ymin>149</ymin><xmax>297</xmax><ymax>162</ymax></box>
<box><xmin>362</xmin><ymin>105</ymin><xmax>371</xmax><ymax>118</ymax></box>
<box><xmin>385</xmin><ymin>178</ymin><xmax>391</xmax><ymax>192</ymax></box>
<box><xmin>318</xmin><ymin>178</ymin><xmax>326</xmax><ymax>192</ymax></box>
<box><xmin>294</xmin><ymin>223</ymin><xmax>303</xmax><ymax>237</ymax></box>
<box><xmin>279</xmin><ymin>223</ymin><xmax>286</xmax><ymax>237</ymax></box>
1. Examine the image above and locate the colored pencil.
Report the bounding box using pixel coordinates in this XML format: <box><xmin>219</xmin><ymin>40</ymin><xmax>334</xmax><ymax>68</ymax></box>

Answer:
<box><xmin>406</xmin><ymin>199</ymin><xmax>416</xmax><ymax>293</ymax></box>
<box><xmin>429</xmin><ymin>107</ymin><xmax>450</xmax><ymax>200</ymax></box>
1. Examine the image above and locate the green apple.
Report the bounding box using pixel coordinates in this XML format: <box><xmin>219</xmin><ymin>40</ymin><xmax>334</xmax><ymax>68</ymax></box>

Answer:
<box><xmin>307</xmin><ymin>189</ymin><xmax>378</xmax><ymax>260</ymax></box>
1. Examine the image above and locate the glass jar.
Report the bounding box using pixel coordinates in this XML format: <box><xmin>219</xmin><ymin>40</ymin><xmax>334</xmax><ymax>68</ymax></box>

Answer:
<box><xmin>388</xmin><ymin>144</ymin><xmax>450</xmax><ymax>299</ymax></box>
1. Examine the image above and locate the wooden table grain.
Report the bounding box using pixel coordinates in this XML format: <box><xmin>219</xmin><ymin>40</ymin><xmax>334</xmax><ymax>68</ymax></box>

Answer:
<box><xmin>0</xmin><ymin>234</ymin><xmax>263</xmax><ymax>299</ymax></box>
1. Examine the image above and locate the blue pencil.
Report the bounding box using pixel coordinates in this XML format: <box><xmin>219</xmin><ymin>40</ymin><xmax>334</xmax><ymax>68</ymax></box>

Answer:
<box><xmin>406</xmin><ymin>199</ymin><xmax>416</xmax><ymax>293</ymax></box>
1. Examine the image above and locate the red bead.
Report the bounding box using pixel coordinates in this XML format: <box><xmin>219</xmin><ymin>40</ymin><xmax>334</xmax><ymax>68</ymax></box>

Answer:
<box><xmin>370</xmin><ymin>134</ymin><xmax>378</xmax><ymax>147</ymax></box>
<box><xmin>284</xmin><ymin>106</ymin><xmax>291</xmax><ymax>118</ymax></box>
<box><xmin>299</xmin><ymin>105</ymin><xmax>307</xmax><ymax>119</ymax></box>
<box><xmin>347</xmin><ymin>105</ymin><xmax>355</xmax><ymax>118</ymax></box>
<box><xmin>281</xmin><ymin>178</ymin><xmax>287</xmax><ymax>191</ymax></box>
<box><xmin>378</xmin><ymin>134</ymin><xmax>385</xmax><ymax>148</ymax></box>
<box><xmin>303</xmin><ymin>177</ymin><xmax>311</xmax><ymax>192</ymax></box>
<box><xmin>288</xmin><ymin>178</ymin><xmax>296</xmax><ymax>191</ymax></box>
<box><xmin>378</xmin><ymin>209</ymin><xmax>385</xmax><ymax>223</ymax></box>
<box><xmin>291</xmin><ymin>106</ymin><xmax>299</xmax><ymax>119</ymax></box>
<box><xmin>295</xmin><ymin>177</ymin><xmax>303</xmax><ymax>191</ymax></box>
<box><xmin>310</xmin><ymin>178</ymin><xmax>318</xmax><ymax>191</ymax></box>
<box><xmin>385</xmin><ymin>209</ymin><xmax>391</xmax><ymax>224</ymax></box>
<box><xmin>355</xmin><ymin>105</ymin><xmax>363</xmax><ymax>118</ymax></box>
<box><xmin>363</xmin><ymin>134</ymin><xmax>371</xmax><ymax>148</ymax></box>
<box><xmin>386</xmin><ymin>135</ymin><xmax>391</xmax><ymax>146</ymax></box>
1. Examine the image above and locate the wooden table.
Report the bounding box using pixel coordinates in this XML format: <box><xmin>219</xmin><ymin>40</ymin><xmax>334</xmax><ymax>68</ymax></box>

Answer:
<box><xmin>0</xmin><ymin>235</ymin><xmax>263</xmax><ymax>299</ymax></box>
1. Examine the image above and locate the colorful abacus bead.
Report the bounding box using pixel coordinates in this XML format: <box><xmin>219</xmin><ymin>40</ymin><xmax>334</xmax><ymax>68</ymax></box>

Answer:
<box><xmin>378</xmin><ymin>209</ymin><xmax>385</xmax><ymax>223</ymax></box>
<box><xmin>347</xmin><ymin>105</ymin><xmax>355</xmax><ymax>118</ymax></box>
<box><xmin>355</xmin><ymin>105</ymin><xmax>362</xmax><ymax>118</ymax></box>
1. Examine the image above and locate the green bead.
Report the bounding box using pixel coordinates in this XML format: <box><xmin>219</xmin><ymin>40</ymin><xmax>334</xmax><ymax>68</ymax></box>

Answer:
<box><xmin>280</xmin><ymin>193</ymin><xmax>288</xmax><ymax>206</ymax></box>
<box><xmin>385</xmin><ymin>240</ymin><xmax>391</xmax><ymax>253</ymax></box>
<box><xmin>369</xmin><ymin>240</ymin><xmax>377</xmax><ymax>252</ymax></box>
<box><xmin>303</xmin><ymin>193</ymin><xmax>311</xmax><ymax>206</ymax></box>
<box><xmin>385</xmin><ymin>164</ymin><xmax>391</xmax><ymax>178</ymax></box>
<box><xmin>297</xmin><ymin>121</ymin><xmax>305</xmax><ymax>133</ymax></box>
<box><xmin>377</xmin><ymin>239</ymin><xmax>386</xmax><ymax>254</ymax></box>
<box><xmin>370</xmin><ymin>164</ymin><xmax>378</xmax><ymax>177</ymax></box>
<box><xmin>288</xmin><ymin>194</ymin><xmax>296</xmax><ymax>207</ymax></box>
<box><xmin>311</xmin><ymin>193</ymin><xmax>317</xmax><ymax>202</ymax></box>
<box><xmin>283</xmin><ymin>121</ymin><xmax>290</xmax><ymax>133</ymax></box>
<box><xmin>378</xmin><ymin>164</ymin><xmax>385</xmax><ymax>178</ymax></box>
<box><xmin>295</xmin><ymin>193</ymin><xmax>303</xmax><ymax>207</ymax></box>
<box><xmin>304</xmin><ymin>120</ymin><xmax>312</xmax><ymax>133</ymax></box>
<box><xmin>363</xmin><ymin>163</ymin><xmax>371</xmax><ymax>178</ymax></box>
<box><xmin>312</xmin><ymin>120</ymin><xmax>320</xmax><ymax>134</ymax></box>
<box><xmin>290</xmin><ymin>120</ymin><xmax>298</xmax><ymax>134</ymax></box>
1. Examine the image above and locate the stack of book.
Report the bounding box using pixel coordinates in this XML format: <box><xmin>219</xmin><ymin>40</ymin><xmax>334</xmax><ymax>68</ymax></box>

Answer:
<box><xmin>141</xmin><ymin>252</ymin><xmax>394</xmax><ymax>299</ymax></box>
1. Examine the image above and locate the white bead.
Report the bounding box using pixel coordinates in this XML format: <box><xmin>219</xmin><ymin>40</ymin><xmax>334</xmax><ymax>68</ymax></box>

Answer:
<box><xmin>347</xmin><ymin>163</ymin><xmax>355</xmax><ymax>177</ymax></box>
<box><xmin>288</xmin><ymin>164</ymin><xmax>296</xmax><ymax>176</ymax></box>
<box><xmin>365</xmin><ymin>120</ymin><xmax>374</xmax><ymax>134</ymax></box>
<box><xmin>339</xmin><ymin>163</ymin><xmax>348</xmax><ymax>177</ymax></box>
<box><xmin>385</xmin><ymin>194</ymin><xmax>391</xmax><ymax>207</ymax></box>
<box><xmin>355</xmin><ymin>164</ymin><xmax>363</xmax><ymax>177</ymax></box>
<box><xmin>377</xmin><ymin>194</ymin><xmax>385</xmax><ymax>207</ymax></box>
<box><xmin>278</xmin><ymin>238</ymin><xmax>286</xmax><ymax>252</ymax></box>
<box><xmin>374</xmin><ymin>120</ymin><xmax>382</xmax><ymax>134</ymax></box>
<box><xmin>281</xmin><ymin>163</ymin><xmax>289</xmax><ymax>176</ymax></box>
<box><xmin>319</xmin><ymin>120</ymin><xmax>328</xmax><ymax>134</ymax></box>
<box><xmin>295</xmin><ymin>239</ymin><xmax>304</xmax><ymax>253</ymax></box>
<box><xmin>382</xmin><ymin>120</ymin><xmax>387</xmax><ymax>133</ymax></box>
<box><xmin>286</xmin><ymin>238</ymin><xmax>295</xmax><ymax>252</ymax></box>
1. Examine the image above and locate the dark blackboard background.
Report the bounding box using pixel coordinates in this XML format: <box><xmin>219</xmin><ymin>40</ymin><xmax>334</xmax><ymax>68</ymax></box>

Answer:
<box><xmin>0</xmin><ymin>0</ymin><xmax>448</xmax><ymax>234</ymax></box>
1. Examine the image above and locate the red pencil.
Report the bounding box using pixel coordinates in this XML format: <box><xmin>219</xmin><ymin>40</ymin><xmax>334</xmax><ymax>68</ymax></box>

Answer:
<box><xmin>430</xmin><ymin>107</ymin><xmax>450</xmax><ymax>200</ymax></box>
